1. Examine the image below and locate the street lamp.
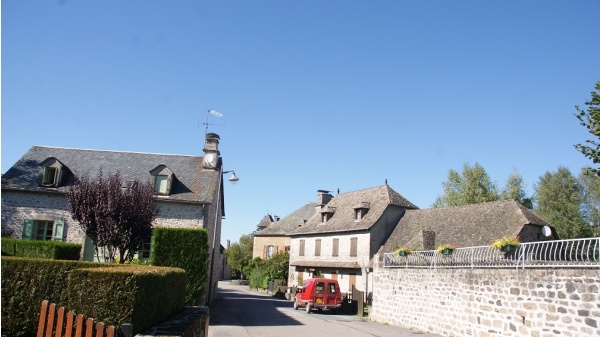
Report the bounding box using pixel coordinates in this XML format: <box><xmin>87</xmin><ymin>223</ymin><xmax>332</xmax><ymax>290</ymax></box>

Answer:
<box><xmin>207</xmin><ymin>169</ymin><xmax>238</xmax><ymax>305</ymax></box>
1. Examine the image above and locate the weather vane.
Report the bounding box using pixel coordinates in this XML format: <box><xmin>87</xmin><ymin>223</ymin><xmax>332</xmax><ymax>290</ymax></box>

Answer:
<box><xmin>201</xmin><ymin>109</ymin><xmax>225</xmax><ymax>135</ymax></box>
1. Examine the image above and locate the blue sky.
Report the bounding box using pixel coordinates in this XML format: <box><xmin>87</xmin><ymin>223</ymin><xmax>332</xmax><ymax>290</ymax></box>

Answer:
<box><xmin>2</xmin><ymin>1</ymin><xmax>599</xmax><ymax>245</ymax></box>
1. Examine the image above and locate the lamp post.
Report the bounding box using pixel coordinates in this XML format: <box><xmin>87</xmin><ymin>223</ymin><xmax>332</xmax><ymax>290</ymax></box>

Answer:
<box><xmin>207</xmin><ymin>169</ymin><xmax>238</xmax><ymax>305</ymax></box>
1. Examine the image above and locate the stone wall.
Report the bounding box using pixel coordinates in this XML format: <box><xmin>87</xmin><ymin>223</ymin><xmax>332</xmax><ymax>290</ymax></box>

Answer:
<box><xmin>370</xmin><ymin>260</ymin><xmax>599</xmax><ymax>337</ymax></box>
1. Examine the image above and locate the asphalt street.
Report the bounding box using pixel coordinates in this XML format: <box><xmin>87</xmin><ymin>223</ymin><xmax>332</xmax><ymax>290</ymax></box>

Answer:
<box><xmin>208</xmin><ymin>280</ymin><xmax>443</xmax><ymax>337</ymax></box>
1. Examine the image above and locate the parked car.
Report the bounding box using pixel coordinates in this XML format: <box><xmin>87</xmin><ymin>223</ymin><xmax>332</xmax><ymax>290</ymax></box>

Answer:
<box><xmin>293</xmin><ymin>278</ymin><xmax>342</xmax><ymax>313</ymax></box>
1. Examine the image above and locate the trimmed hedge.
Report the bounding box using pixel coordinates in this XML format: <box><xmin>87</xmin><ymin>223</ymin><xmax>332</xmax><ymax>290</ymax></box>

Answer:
<box><xmin>151</xmin><ymin>227</ymin><xmax>209</xmax><ymax>305</ymax></box>
<box><xmin>1</xmin><ymin>257</ymin><xmax>186</xmax><ymax>337</ymax></box>
<box><xmin>68</xmin><ymin>266</ymin><xmax>186</xmax><ymax>334</ymax></box>
<box><xmin>1</xmin><ymin>238</ymin><xmax>82</xmax><ymax>260</ymax></box>
<box><xmin>1</xmin><ymin>257</ymin><xmax>107</xmax><ymax>337</ymax></box>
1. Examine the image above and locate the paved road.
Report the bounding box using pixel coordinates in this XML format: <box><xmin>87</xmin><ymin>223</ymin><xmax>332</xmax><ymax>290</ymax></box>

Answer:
<box><xmin>208</xmin><ymin>281</ymin><xmax>442</xmax><ymax>337</ymax></box>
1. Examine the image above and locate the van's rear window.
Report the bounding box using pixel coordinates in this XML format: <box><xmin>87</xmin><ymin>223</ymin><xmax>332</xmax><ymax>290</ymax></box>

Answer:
<box><xmin>315</xmin><ymin>282</ymin><xmax>325</xmax><ymax>293</ymax></box>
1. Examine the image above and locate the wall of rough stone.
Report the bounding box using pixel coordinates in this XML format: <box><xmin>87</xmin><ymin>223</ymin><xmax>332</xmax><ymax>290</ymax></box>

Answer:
<box><xmin>370</xmin><ymin>259</ymin><xmax>600</xmax><ymax>337</ymax></box>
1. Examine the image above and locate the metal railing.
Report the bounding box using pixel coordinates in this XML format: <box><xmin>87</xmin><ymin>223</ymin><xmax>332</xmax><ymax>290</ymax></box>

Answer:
<box><xmin>383</xmin><ymin>237</ymin><xmax>600</xmax><ymax>269</ymax></box>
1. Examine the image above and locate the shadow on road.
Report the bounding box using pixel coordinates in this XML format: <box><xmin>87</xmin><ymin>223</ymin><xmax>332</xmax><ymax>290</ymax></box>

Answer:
<box><xmin>209</xmin><ymin>285</ymin><xmax>303</xmax><ymax>327</ymax></box>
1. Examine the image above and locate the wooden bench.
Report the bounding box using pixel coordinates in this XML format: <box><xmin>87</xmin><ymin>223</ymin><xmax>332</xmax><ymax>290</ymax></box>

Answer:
<box><xmin>37</xmin><ymin>300</ymin><xmax>128</xmax><ymax>337</ymax></box>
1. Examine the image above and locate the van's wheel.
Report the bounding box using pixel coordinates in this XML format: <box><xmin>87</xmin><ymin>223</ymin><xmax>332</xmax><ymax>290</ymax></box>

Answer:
<box><xmin>306</xmin><ymin>303</ymin><xmax>312</xmax><ymax>313</ymax></box>
<box><xmin>293</xmin><ymin>300</ymin><xmax>298</xmax><ymax>310</ymax></box>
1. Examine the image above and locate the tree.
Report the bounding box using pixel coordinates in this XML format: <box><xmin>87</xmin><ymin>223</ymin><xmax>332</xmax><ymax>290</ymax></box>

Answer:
<box><xmin>574</xmin><ymin>81</ymin><xmax>600</xmax><ymax>176</ymax></box>
<box><xmin>533</xmin><ymin>167</ymin><xmax>592</xmax><ymax>239</ymax></box>
<box><xmin>66</xmin><ymin>170</ymin><xmax>158</xmax><ymax>263</ymax></box>
<box><xmin>225</xmin><ymin>233</ymin><xmax>254</xmax><ymax>278</ymax></box>
<box><xmin>500</xmin><ymin>171</ymin><xmax>532</xmax><ymax>208</ymax></box>
<box><xmin>433</xmin><ymin>162</ymin><xmax>499</xmax><ymax>207</ymax></box>
<box><xmin>578</xmin><ymin>169</ymin><xmax>600</xmax><ymax>237</ymax></box>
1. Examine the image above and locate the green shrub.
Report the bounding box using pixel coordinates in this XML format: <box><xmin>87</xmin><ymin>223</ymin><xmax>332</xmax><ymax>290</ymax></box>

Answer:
<box><xmin>1</xmin><ymin>257</ymin><xmax>107</xmax><ymax>337</ymax></box>
<box><xmin>249</xmin><ymin>267</ymin><xmax>270</xmax><ymax>290</ymax></box>
<box><xmin>150</xmin><ymin>227</ymin><xmax>209</xmax><ymax>305</ymax></box>
<box><xmin>1</xmin><ymin>238</ymin><xmax>81</xmax><ymax>260</ymax></box>
<box><xmin>1</xmin><ymin>257</ymin><xmax>185</xmax><ymax>337</ymax></box>
<box><xmin>68</xmin><ymin>265</ymin><xmax>186</xmax><ymax>335</ymax></box>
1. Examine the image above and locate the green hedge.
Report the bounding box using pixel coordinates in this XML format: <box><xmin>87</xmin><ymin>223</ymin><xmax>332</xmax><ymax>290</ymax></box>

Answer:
<box><xmin>68</xmin><ymin>266</ymin><xmax>186</xmax><ymax>334</ymax></box>
<box><xmin>1</xmin><ymin>238</ymin><xmax>82</xmax><ymax>260</ymax></box>
<box><xmin>1</xmin><ymin>257</ymin><xmax>186</xmax><ymax>337</ymax></box>
<box><xmin>151</xmin><ymin>227</ymin><xmax>209</xmax><ymax>305</ymax></box>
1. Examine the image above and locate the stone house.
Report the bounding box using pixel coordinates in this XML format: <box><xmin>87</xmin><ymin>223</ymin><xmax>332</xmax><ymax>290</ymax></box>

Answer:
<box><xmin>288</xmin><ymin>185</ymin><xmax>418</xmax><ymax>296</ymax></box>
<box><xmin>376</xmin><ymin>199</ymin><xmax>558</xmax><ymax>254</ymax></box>
<box><xmin>252</xmin><ymin>202</ymin><xmax>317</xmax><ymax>259</ymax></box>
<box><xmin>1</xmin><ymin>132</ymin><xmax>233</xmax><ymax>304</ymax></box>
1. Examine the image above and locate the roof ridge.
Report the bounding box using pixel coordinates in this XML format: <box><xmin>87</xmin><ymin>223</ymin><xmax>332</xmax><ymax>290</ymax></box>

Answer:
<box><xmin>31</xmin><ymin>145</ymin><xmax>198</xmax><ymax>158</ymax></box>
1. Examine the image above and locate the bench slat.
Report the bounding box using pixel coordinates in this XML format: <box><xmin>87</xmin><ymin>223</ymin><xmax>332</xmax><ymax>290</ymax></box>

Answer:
<box><xmin>36</xmin><ymin>300</ymin><xmax>49</xmax><ymax>337</ymax></box>
<box><xmin>55</xmin><ymin>307</ymin><xmax>65</xmax><ymax>337</ymax></box>
<box><xmin>45</xmin><ymin>303</ymin><xmax>56</xmax><ymax>337</ymax></box>
<box><xmin>65</xmin><ymin>311</ymin><xmax>75</xmax><ymax>337</ymax></box>
<box><xmin>37</xmin><ymin>301</ymin><xmax>119</xmax><ymax>337</ymax></box>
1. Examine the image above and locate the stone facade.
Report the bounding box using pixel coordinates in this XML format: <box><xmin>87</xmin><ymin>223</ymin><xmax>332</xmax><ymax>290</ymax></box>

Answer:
<box><xmin>253</xmin><ymin>236</ymin><xmax>290</xmax><ymax>259</ymax></box>
<box><xmin>370</xmin><ymin>257</ymin><xmax>600</xmax><ymax>337</ymax></box>
<box><xmin>1</xmin><ymin>190</ymin><xmax>84</xmax><ymax>243</ymax></box>
<box><xmin>288</xmin><ymin>232</ymin><xmax>373</xmax><ymax>294</ymax></box>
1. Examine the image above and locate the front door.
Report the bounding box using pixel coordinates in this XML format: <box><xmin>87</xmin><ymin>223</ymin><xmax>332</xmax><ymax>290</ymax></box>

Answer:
<box><xmin>349</xmin><ymin>273</ymin><xmax>356</xmax><ymax>292</ymax></box>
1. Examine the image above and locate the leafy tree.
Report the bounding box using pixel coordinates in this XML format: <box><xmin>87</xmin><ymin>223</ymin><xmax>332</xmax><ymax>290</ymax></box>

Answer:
<box><xmin>265</xmin><ymin>252</ymin><xmax>289</xmax><ymax>282</ymax></box>
<box><xmin>578</xmin><ymin>169</ymin><xmax>600</xmax><ymax>237</ymax></box>
<box><xmin>246</xmin><ymin>252</ymin><xmax>290</xmax><ymax>290</ymax></box>
<box><xmin>574</xmin><ymin>81</ymin><xmax>600</xmax><ymax>176</ymax></box>
<box><xmin>433</xmin><ymin>162</ymin><xmax>499</xmax><ymax>207</ymax></box>
<box><xmin>66</xmin><ymin>170</ymin><xmax>158</xmax><ymax>263</ymax></box>
<box><xmin>533</xmin><ymin>167</ymin><xmax>592</xmax><ymax>239</ymax></box>
<box><xmin>225</xmin><ymin>233</ymin><xmax>254</xmax><ymax>278</ymax></box>
<box><xmin>501</xmin><ymin>171</ymin><xmax>532</xmax><ymax>208</ymax></box>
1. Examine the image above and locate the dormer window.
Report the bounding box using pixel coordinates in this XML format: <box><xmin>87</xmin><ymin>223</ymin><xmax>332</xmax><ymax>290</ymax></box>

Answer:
<box><xmin>320</xmin><ymin>206</ymin><xmax>336</xmax><ymax>223</ymax></box>
<box><xmin>39</xmin><ymin>157</ymin><xmax>68</xmax><ymax>188</ymax></box>
<box><xmin>150</xmin><ymin>165</ymin><xmax>174</xmax><ymax>196</ymax></box>
<box><xmin>353</xmin><ymin>202</ymin><xmax>370</xmax><ymax>220</ymax></box>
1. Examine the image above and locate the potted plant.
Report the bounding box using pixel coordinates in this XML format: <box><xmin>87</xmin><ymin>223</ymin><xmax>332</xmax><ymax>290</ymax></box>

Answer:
<box><xmin>394</xmin><ymin>247</ymin><xmax>412</xmax><ymax>257</ymax></box>
<box><xmin>437</xmin><ymin>244</ymin><xmax>455</xmax><ymax>255</ymax></box>
<box><xmin>491</xmin><ymin>236</ymin><xmax>520</xmax><ymax>252</ymax></box>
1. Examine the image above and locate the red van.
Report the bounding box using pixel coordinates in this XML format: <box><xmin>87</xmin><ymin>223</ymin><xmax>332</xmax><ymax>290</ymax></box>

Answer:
<box><xmin>293</xmin><ymin>278</ymin><xmax>342</xmax><ymax>313</ymax></box>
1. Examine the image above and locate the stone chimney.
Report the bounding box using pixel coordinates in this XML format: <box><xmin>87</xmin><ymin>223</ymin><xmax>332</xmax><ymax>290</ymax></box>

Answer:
<box><xmin>422</xmin><ymin>230</ymin><xmax>436</xmax><ymax>250</ymax></box>
<box><xmin>202</xmin><ymin>133</ymin><xmax>221</xmax><ymax>170</ymax></box>
<box><xmin>317</xmin><ymin>190</ymin><xmax>332</xmax><ymax>205</ymax></box>
<box><xmin>204</xmin><ymin>133</ymin><xmax>220</xmax><ymax>153</ymax></box>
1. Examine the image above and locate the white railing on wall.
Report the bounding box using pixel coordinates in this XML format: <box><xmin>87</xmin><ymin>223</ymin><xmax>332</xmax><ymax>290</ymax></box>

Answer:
<box><xmin>383</xmin><ymin>237</ymin><xmax>600</xmax><ymax>269</ymax></box>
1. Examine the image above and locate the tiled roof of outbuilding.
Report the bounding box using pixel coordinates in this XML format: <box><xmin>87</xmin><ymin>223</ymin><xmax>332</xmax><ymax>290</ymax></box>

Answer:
<box><xmin>1</xmin><ymin>146</ymin><xmax>218</xmax><ymax>203</ymax></box>
<box><xmin>291</xmin><ymin>185</ymin><xmax>418</xmax><ymax>236</ymax></box>
<box><xmin>254</xmin><ymin>202</ymin><xmax>317</xmax><ymax>236</ymax></box>
<box><xmin>256</xmin><ymin>215</ymin><xmax>274</xmax><ymax>230</ymax></box>
<box><xmin>377</xmin><ymin>199</ymin><xmax>553</xmax><ymax>254</ymax></box>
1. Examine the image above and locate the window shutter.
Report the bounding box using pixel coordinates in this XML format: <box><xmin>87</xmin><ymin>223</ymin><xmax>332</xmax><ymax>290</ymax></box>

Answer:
<box><xmin>275</xmin><ymin>246</ymin><xmax>279</xmax><ymax>254</ymax></box>
<box><xmin>52</xmin><ymin>220</ymin><xmax>64</xmax><ymax>241</ymax></box>
<box><xmin>166</xmin><ymin>176</ymin><xmax>172</xmax><ymax>194</ymax></box>
<box><xmin>54</xmin><ymin>168</ymin><xmax>61</xmax><ymax>186</ymax></box>
<box><xmin>263</xmin><ymin>245</ymin><xmax>267</xmax><ymax>259</ymax></box>
<box><xmin>22</xmin><ymin>219</ymin><xmax>34</xmax><ymax>240</ymax></box>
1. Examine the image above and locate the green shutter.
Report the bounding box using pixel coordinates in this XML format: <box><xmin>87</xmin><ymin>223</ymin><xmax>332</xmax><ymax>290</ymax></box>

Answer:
<box><xmin>52</xmin><ymin>220</ymin><xmax>64</xmax><ymax>241</ymax></box>
<box><xmin>22</xmin><ymin>219</ymin><xmax>34</xmax><ymax>240</ymax></box>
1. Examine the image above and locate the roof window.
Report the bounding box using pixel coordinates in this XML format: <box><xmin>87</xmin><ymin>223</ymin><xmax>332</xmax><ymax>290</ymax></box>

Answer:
<box><xmin>150</xmin><ymin>165</ymin><xmax>174</xmax><ymax>195</ymax></box>
<box><xmin>39</xmin><ymin>157</ymin><xmax>68</xmax><ymax>188</ymax></box>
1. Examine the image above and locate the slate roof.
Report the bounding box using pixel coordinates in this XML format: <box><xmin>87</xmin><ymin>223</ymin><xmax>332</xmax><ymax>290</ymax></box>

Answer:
<box><xmin>254</xmin><ymin>202</ymin><xmax>318</xmax><ymax>236</ymax></box>
<box><xmin>256</xmin><ymin>215</ymin><xmax>274</xmax><ymax>231</ymax></box>
<box><xmin>377</xmin><ymin>199</ymin><xmax>554</xmax><ymax>254</ymax></box>
<box><xmin>1</xmin><ymin>146</ymin><xmax>219</xmax><ymax>204</ymax></box>
<box><xmin>291</xmin><ymin>185</ymin><xmax>418</xmax><ymax>236</ymax></box>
